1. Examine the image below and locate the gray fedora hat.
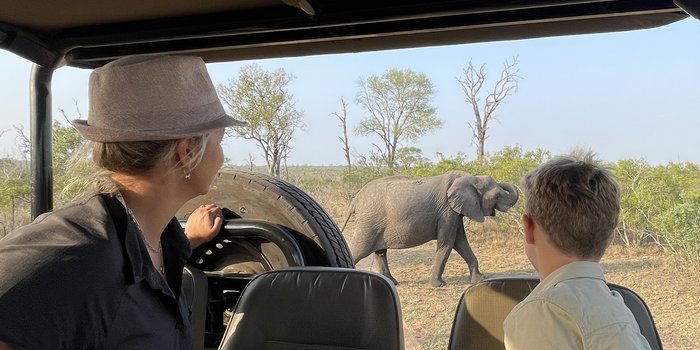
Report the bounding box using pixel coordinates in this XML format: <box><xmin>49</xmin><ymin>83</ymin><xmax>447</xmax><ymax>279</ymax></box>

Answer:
<box><xmin>72</xmin><ymin>55</ymin><xmax>246</xmax><ymax>142</ymax></box>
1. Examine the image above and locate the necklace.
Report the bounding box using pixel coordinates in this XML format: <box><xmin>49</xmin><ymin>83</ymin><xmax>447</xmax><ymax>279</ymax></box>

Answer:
<box><xmin>127</xmin><ymin>208</ymin><xmax>165</xmax><ymax>275</ymax></box>
<box><xmin>127</xmin><ymin>208</ymin><xmax>163</xmax><ymax>254</ymax></box>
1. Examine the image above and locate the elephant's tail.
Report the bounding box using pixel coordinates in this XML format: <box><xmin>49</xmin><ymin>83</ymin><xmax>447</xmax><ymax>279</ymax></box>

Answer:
<box><xmin>339</xmin><ymin>202</ymin><xmax>355</xmax><ymax>233</ymax></box>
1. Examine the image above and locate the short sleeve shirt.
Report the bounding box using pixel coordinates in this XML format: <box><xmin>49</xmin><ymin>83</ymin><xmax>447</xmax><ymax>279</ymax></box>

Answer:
<box><xmin>0</xmin><ymin>193</ymin><xmax>193</xmax><ymax>350</ymax></box>
<box><xmin>503</xmin><ymin>261</ymin><xmax>651</xmax><ymax>350</ymax></box>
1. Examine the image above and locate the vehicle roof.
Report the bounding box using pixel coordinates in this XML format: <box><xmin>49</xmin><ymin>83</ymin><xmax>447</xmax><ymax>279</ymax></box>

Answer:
<box><xmin>0</xmin><ymin>0</ymin><xmax>694</xmax><ymax>69</ymax></box>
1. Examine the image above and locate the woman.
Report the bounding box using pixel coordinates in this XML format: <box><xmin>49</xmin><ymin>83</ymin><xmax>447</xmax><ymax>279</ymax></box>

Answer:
<box><xmin>0</xmin><ymin>55</ymin><xmax>246</xmax><ymax>349</ymax></box>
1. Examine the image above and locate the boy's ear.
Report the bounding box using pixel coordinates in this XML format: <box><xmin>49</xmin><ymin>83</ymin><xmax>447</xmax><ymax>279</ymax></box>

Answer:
<box><xmin>522</xmin><ymin>214</ymin><xmax>536</xmax><ymax>245</ymax></box>
<box><xmin>605</xmin><ymin>235</ymin><xmax>614</xmax><ymax>249</ymax></box>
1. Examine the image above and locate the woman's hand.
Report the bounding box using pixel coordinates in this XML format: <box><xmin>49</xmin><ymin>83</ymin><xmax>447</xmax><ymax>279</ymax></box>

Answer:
<box><xmin>184</xmin><ymin>204</ymin><xmax>224</xmax><ymax>249</ymax></box>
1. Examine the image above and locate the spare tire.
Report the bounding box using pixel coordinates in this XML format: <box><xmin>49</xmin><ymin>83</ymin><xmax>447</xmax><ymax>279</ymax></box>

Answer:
<box><xmin>177</xmin><ymin>170</ymin><xmax>354</xmax><ymax>268</ymax></box>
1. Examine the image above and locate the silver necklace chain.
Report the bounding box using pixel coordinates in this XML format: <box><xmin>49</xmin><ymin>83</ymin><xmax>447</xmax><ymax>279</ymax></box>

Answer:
<box><xmin>127</xmin><ymin>208</ymin><xmax>163</xmax><ymax>254</ymax></box>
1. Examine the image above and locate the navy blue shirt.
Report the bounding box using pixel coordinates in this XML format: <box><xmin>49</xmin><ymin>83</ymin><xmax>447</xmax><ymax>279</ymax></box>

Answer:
<box><xmin>0</xmin><ymin>193</ymin><xmax>193</xmax><ymax>349</ymax></box>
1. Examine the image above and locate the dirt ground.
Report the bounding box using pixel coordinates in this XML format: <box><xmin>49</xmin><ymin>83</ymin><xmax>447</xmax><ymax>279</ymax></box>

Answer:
<box><xmin>354</xmin><ymin>234</ymin><xmax>700</xmax><ymax>350</ymax></box>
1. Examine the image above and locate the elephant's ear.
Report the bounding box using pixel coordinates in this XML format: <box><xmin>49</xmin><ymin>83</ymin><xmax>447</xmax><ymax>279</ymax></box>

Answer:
<box><xmin>447</xmin><ymin>179</ymin><xmax>485</xmax><ymax>223</ymax></box>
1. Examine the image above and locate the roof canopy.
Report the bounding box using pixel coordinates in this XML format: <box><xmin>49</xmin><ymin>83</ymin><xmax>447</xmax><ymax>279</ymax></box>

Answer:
<box><xmin>0</xmin><ymin>0</ymin><xmax>694</xmax><ymax>68</ymax></box>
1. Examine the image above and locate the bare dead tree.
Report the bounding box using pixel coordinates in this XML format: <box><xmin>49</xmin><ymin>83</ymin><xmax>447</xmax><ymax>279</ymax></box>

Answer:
<box><xmin>245</xmin><ymin>153</ymin><xmax>256</xmax><ymax>171</ymax></box>
<box><xmin>330</xmin><ymin>97</ymin><xmax>352</xmax><ymax>171</ymax></box>
<box><xmin>13</xmin><ymin>125</ymin><xmax>30</xmax><ymax>159</ymax></box>
<box><xmin>457</xmin><ymin>56</ymin><xmax>521</xmax><ymax>161</ymax></box>
<box><xmin>58</xmin><ymin>99</ymin><xmax>83</xmax><ymax>123</ymax></box>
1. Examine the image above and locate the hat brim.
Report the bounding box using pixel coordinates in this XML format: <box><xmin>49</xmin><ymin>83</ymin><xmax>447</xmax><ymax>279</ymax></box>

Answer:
<box><xmin>72</xmin><ymin>114</ymin><xmax>247</xmax><ymax>142</ymax></box>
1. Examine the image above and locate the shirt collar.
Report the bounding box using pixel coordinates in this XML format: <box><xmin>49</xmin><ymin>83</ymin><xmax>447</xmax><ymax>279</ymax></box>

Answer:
<box><xmin>533</xmin><ymin>261</ymin><xmax>605</xmax><ymax>294</ymax></box>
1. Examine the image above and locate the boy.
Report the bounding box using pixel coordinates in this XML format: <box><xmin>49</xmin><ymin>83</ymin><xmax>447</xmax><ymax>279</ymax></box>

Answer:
<box><xmin>503</xmin><ymin>157</ymin><xmax>651</xmax><ymax>349</ymax></box>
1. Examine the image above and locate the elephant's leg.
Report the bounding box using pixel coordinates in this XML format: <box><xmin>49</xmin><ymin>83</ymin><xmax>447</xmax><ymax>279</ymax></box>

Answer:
<box><xmin>454</xmin><ymin>232</ymin><xmax>483</xmax><ymax>283</ymax></box>
<box><xmin>430</xmin><ymin>241</ymin><xmax>453</xmax><ymax>287</ymax></box>
<box><xmin>373</xmin><ymin>249</ymin><xmax>398</xmax><ymax>285</ymax></box>
<box><xmin>348</xmin><ymin>228</ymin><xmax>376</xmax><ymax>265</ymax></box>
<box><xmin>351</xmin><ymin>243</ymin><xmax>371</xmax><ymax>265</ymax></box>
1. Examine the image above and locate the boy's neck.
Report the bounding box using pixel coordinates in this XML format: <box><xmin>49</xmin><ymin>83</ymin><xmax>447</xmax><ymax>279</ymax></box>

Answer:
<box><xmin>537</xmin><ymin>253</ymin><xmax>578</xmax><ymax>280</ymax></box>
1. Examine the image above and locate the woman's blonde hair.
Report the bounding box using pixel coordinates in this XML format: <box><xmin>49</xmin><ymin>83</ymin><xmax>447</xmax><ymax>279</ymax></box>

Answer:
<box><xmin>91</xmin><ymin>134</ymin><xmax>210</xmax><ymax>193</ymax></box>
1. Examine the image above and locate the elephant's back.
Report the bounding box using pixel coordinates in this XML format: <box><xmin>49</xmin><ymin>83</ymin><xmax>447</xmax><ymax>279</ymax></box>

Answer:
<box><xmin>361</xmin><ymin>175</ymin><xmax>440</xmax><ymax>193</ymax></box>
<box><xmin>357</xmin><ymin>175</ymin><xmax>445</xmax><ymax>210</ymax></box>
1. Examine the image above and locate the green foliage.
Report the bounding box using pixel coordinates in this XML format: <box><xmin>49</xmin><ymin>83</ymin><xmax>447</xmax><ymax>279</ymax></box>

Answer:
<box><xmin>410</xmin><ymin>146</ymin><xmax>549</xmax><ymax>183</ymax></box>
<box><xmin>408</xmin><ymin>152</ymin><xmax>469</xmax><ymax>177</ymax></box>
<box><xmin>653</xmin><ymin>199</ymin><xmax>700</xmax><ymax>264</ymax></box>
<box><xmin>52</xmin><ymin>121</ymin><xmax>83</xmax><ymax>170</ymax></box>
<box><xmin>614</xmin><ymin>160</ymin><xmax>700</xmax><ymax>254</ymax></box>
<box><xmin>471</xmin><ymin>146</ymin><xmax>551</xmax><ymax>185</ymax></box>
<box><xmin>283</xmin><ymin>166</ymin><xmax>345</xmax><ymax>192</ymax></box>
<box><xmin>355</xmin><ymin>68</ymin><xmax>442</xmax><ymax>168</ymax></box>
<box><xmin>217</xmin><ymin>64</ymin><xmax>304</xmax><ymax>177</ymax></box>
<box><xmin>0</xmin><ymin>160</ymin><xmax>31</xmax><ymax>236</ymax></box>
<box><xmin>51</xmin><ymin>121</ymin><xmax>90</xmax><ymax>204</ymax></box>
<box><xmin>0</xmin><ymin>159</ymin><xmax>30</xmax><ymax>207</ymax></box>
<box><xmin>341</xmin><ymin>166</ymin><xmax>395</xmax><ymax>191</ymax></box>
<box><xmin>394</xmin><ymin>146</ymin><xmax>430</xmax><ymax>172</ymax></box>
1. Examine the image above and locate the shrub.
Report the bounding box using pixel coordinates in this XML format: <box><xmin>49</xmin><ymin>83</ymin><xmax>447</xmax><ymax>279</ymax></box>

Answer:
<box><xmin>614</xmin><ymin>160</ymin><xmax>700</xmax><ymax>248</ymax></box>
<box><xmin>653</xmin><ymin>199</ymin><xmax>700</xmax><ymax>264</ymax></box>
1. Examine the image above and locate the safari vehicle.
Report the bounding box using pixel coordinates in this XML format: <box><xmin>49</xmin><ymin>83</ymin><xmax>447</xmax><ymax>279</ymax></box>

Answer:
<box><xmin>1</xmin><ymin>0</ymin><xmax>698</xmax><ymax>349</ymax></box>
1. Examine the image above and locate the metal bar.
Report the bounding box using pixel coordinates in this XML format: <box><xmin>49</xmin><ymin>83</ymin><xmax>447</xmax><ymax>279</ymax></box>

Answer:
<box><xmin>674</xmin><ymin>0</ymin><xmax>700</xmax><ymax>19</ymax></box>
<box><xmin>30</xmin><ymin>64</ymin><xmax>54</xmax><ymax>219</ymax></box>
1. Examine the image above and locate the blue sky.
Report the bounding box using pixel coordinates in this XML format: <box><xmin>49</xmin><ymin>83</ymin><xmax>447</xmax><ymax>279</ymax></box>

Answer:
<box><xmin>1</xmin><ymin>18</ymin><xmax>699</xmax><ymax>166</ymax></box>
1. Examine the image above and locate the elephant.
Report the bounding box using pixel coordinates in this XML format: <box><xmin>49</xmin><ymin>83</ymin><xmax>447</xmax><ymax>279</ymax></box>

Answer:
<box><xmin>341</xmin><ymin>170</ymin><xmax>519</xmax><ymax>287</ymax></box>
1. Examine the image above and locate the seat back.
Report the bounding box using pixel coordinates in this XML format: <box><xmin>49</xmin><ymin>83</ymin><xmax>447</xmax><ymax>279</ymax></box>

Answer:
<box><xmin>218</xmin><ymin>267</ymin><xmax>405</xmax><ymax>350</ymax></box>
<box><xmin>607</xmin><ymin>282</ymin><xmax>663</xmax><ymax>350</ymax></box>
<box><xmin>182</xmin><ymin>265</ymin><xmax>209</xmax><ymax>350</ymax></box>
<box><xmin>448</xmin><ymin>276</ymin><xmax>537</xmax><ymax>350</ymax></box>
<box><xmin>448</xmin><ymin>276</ymin><xmax>662</xmax><ymax>350</ymax></box>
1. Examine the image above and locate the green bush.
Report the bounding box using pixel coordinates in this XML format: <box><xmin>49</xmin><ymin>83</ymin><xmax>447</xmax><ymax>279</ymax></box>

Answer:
<box><xmin>653</xmin><ymin>199</ymin><xmax>700</xmax><ymax>264</ymax></box>
<box><xmin>614</xmin><ymin>160</ymin><xmax>700</xmax><ymax>249</ymax></box>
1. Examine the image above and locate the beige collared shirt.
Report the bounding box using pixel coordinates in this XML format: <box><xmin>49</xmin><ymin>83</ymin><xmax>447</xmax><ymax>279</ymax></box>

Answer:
<box><xmin>503</xmin><ymin>261</ymin><xmax>651</xmax><ymax>350</ymax></box>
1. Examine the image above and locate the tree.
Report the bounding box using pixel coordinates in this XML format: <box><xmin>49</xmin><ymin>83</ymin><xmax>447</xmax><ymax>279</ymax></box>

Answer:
<box><xmin>330</xmin><ymin>97</ymin><xmax>352</xmax><ymax>172</ymax></box>
<box><xmin>217</xmin><ymin>64</ymin><xmax>304</xmax><ymax>177</ymax></box>
<box><xmin>1</xmin><ymin>108</ymin><xmax>86</xmax><ymax>233</ymax></box>
<box><xmin>0</xmin><ymin>158</ymin><xmax>30</xmax><ymax>235</ymax></box>
<box><xmin>457</xmin><ymin>57</ymin><xmax>521</xmax><ymax>161</ymax></box>
<box><xmin>394</xmin><ymin>146</ymin><xmax>429</xmax><ymax>172</ymax></box>
<box><xmin>355</xmin><ymin>68</ymin><xmax>442</xmax><ymax>169</ymax></box>
<box><xmin>54</xmin><ymin>112</ymin><xmax>84</xmax><ymax>171</ymax></box>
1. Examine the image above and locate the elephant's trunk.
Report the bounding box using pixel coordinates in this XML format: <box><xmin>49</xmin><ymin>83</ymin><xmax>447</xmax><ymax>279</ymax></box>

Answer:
<box><xmin>496</xmin><ymin>183</ymin><xmax>519</xmax><ymax>212</ymax></box>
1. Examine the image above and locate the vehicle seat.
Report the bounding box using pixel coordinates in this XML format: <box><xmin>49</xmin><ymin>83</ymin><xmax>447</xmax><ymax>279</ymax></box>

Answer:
<box><xmin>448</xmin><ymin>275</ymin><xmax>662</xmax><ymax>350</ymax></box>
<box><xmin>217</xmin><ymin>266</ymin><xmax>405</xmax><ymax>350</ymax></box>
<box><xmin>182</xmin><ymin>265</ymin><xmax>209</xmax><ymax>350</ymax></box>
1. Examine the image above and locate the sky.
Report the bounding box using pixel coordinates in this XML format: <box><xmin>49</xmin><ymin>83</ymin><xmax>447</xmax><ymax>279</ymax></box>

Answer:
<box><xmin>1</xmin><ymin>18</ymin><xmax>699</xmax><ymax>166</ymax></box>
